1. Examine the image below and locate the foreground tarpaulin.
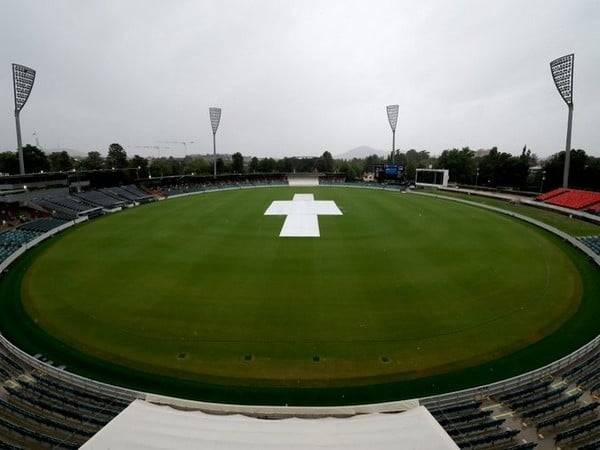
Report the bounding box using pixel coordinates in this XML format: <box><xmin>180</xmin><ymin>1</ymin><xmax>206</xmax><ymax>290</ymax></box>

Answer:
<box><xmin>82</xmin><ymin>400</ymin><xmax>458</xmax><ymax>449</ymax></box>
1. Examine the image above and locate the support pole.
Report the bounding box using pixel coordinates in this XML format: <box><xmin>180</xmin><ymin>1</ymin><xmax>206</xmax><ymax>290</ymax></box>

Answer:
<box><xmin>562</xmin><ymin>104</ymin><xmax>574</xmax><ymax>188</ymax></box>
<box><xmin>15</xmin><ymin>113</ymin><xmax>25</xmax><ymax>175</ymax></box>
<box><xmin>392</xmin><ymin>130</ymin><xmax>395</xmax><ymax>164</ymax></box>
<box><xmin>213</xmin><ymin>133</ymin><xmax>217</xmax><ymax>179</ymax></box>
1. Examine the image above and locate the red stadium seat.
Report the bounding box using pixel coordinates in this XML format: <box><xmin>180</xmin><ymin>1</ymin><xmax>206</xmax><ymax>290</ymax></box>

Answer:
<box><xmin>536</xmin><ymin>188</ymin><xmax>571</xmax><ymax>201</ymax></box>
<box><xmin>545</xmin><ymin>190</ymin><xmax>600</xmax><ymax>210</ymax></box>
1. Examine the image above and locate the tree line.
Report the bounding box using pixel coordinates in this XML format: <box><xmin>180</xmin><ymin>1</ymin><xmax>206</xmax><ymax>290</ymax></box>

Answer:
<box><xmin>1</xmin><ymin>143</ymin><xmax>598</xmax><ymax>192</ymax></box>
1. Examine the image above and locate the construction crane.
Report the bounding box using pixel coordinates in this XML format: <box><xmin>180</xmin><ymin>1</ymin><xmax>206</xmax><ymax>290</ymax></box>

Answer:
<box><xmin>158</xmin><ymin>141</ymin><xmax>195</xmax><ymax>156</ymax></box>
<box><xmin>134</xmin><ymin>145</ymin><xmax>171</xmax><ymax>158</ymax></box>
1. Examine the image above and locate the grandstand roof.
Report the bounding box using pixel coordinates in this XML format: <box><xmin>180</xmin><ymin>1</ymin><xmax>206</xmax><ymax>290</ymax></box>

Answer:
<box><xmin>82</xmin><ymin>400</ymin><xmax>458</xmax><ymax>449</ymax></box>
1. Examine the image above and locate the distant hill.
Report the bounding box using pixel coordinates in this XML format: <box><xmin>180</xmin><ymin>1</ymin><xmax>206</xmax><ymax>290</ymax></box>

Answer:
<box><xmin>336</xmin><ymin>146</ymin><xmax>385</xmax><ymax>160</ymax></box>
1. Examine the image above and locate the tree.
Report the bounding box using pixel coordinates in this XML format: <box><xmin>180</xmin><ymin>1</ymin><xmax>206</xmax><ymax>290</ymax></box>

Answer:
<box><xmin>22</xmin><ymin>145</ymin><xmax>50</xmax><ymax>173</ymax></box>
<box><xmin>276</xmin><ymin>157</ymin><xmax>294</xmax><ymax>172</ymax></box>
<box><xmin>316</xmin><ymin>151</ymin><xmax>334</xmax><ymax>172</ymax></box>
<box><xmin>128</xmin><ymin>154</ymin><xmax>149</xmax><ymax>178</ymax></box>
<box><xmin>249</xmin><ymin>157</ymin><xmax>259</xmax><ymax>173</ymax></box>
<box><xmin>258</xmin><ymin>157</ymin><xmax>277</xmax><ymax>173</ymax></box>
<box><xmin>231</xmin><ymin>152</ymin><xmax>244</xmax><ymax>173</ymax></box>
<box><xmin>48</xmin><ymin>151</ymin><xmax>74</xmax><ymax>172</ymax></box>
<box><xmin>106</xmin><ymin>143</ymin><xmax>128</xmax><ymax>169</ymax></box>
<box><xmin>0</xmin><ymin>152</ymin><xmax>18</xmax><ymax>175</ymax></box>
<box><xmin>183</xmin><ymin>156</ymin><xmax>210</xmax><ymax>175</ymax></box>
<box><xmin>81</xmin><ymin>151</ymin><xmax>105</xmax><ymax>170</ymax></box>
<box><xmin>391</xmin><ymin>149</ymin><xmax>432</xmax><ymax>181</ymax></box>
<box><xmin>436</xmin><ymin>148</ymin><xmax>475</xmax><ymax>184</ymax></box>
<box><xmin>542</xmin><ymin>149</ymin><xmax>589</xmax><ymax>190</ymax></box>
<box><xmin>337</xmin><ymin>160</ymin><xmax>362</xmax><ymax>180</ymax></box>
<box><xmin>216</xmin><ymin>157</ymin><xmax>225</xmax><ymax>174</ymax></box>
<box><xmin>363</xmin><ymin>154</ymin><xmax>384</xmax><ymax>172</ymax></box>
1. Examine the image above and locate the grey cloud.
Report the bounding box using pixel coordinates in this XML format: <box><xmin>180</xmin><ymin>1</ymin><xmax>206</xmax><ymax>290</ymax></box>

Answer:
<box><xmin>1</xmin><ymin>0</ymin><xmax>598</xmax><ymax>158</ymax></box>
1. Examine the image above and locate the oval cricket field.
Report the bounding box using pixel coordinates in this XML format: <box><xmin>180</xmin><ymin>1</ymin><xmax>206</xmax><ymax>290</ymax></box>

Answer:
<box><xmin>1</xmin><ymin>187</ymin><xmax>599</xmax><ymax>405</ymax></box>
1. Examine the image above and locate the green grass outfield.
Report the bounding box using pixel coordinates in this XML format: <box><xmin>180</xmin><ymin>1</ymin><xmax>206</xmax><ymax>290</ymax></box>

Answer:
<box><xmin>1</xmin><ymin>186</ymin><xmax>599</xmax><ymax>405</ymax></box>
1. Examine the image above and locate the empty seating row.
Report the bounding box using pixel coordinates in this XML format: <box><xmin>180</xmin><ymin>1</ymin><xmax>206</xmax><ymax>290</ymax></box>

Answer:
<box><xmin>555</xmin><ymin>418</ymin><xmax>600</xmax><ymax>445</ymax></box>
<box><xmin>446</xmin><ymin>418</ymin><xmax>505</xmax><ymax>437</ymax></box>
<box><xmin>536</xmin><ymin>188</ymin><xmax>571</xmax><ymax>201</ymax></box>
<box><xmin>434</xmin><ymin>409</ymin><xmax>491</xmax><ymax>427</ymax></box>
<box><xmin>0</xmin><ymin>396</ymin><xmax>94</xmax><ymax>440</ymax></box>
<box><xmin>579</xmin><ymin>439</ymin><xmax>600</xmax><ymax>449</ymax></box>
<box><xmin>100</xmin><ymin>186</ymin><xmax>154</xmax><ymax>204</ymax></box>
<box><xmin>76</xmin><ymin>190</ymin><xmax>126</xmax><ymax>209</ymax></box>
<box><xmin>536</xmin><ymin>188</ymin><xmax>600</xmax><ymax>211</ymax></box>
<box><xmin>0</xmin><ymin>228</ymin><xmax>43</xmax><ymax>264</ymax></box>
<box><xmin>18</xmin><ymin>217</ymin><xmax>67</xmax><ymax>233</ymax></box>
<box><xmin>121</xmin><ymin>184</ymin><xmax>154</xmax><ymax>201</ymax></box>
<box><xmin>0</xmin><ymin>218</ymin><xmax>73</xmax><ymax>265</ymax></box>
<box><xmin>32</xmin><ymin>194</ymin><xmax>103</xmax><ymax>219</ymax></box>
<box><xmin>0</xmin><ymin>416</ymin><xmax>78</xmax><ymax>450</ymax></box>
<box><xmin>537</xmin><ymin>402</ymin><xmax>599</xmax><ymax>430</ymax></box>
<box><xmin>5</xmin><ymin>385</ymin><xmax>116</xmax><ymax>427</ymax></box>
<box><xmin>31</xmin><ymin>373</ymin><xmax>130</xmax><ymax>409</ymax></box>
<box><xmin>427</xmin><ymin>400</ymin><xmax>482</xmax><ymax>416</ymax></box>
<box><xmin>521</xmin><ymin>392</ymin><xmax>582</xmax><ymax>419</ymax></box>
<box><xmin>508</xmin><ymin>386</ymin><xmax>566</xmax><ymax>411</ymax></box>
<box><xmin>492</xmin><ymin>379</ymin><xmax>552</xmax><ymax>403</ymax></box>
<box><xmin>579</xmin><ymin>236</ymin><xmax>600</xmax><ymax>256</ymax></box>
<box><xmin>20</xmin><ymin>379</ymin><xmax>124</xmax><ymax>417</ymax></box>
<box><xmin>454</xmin><ymin>428</ymin><xmax>520</xmax><ymax>448</ymax></box>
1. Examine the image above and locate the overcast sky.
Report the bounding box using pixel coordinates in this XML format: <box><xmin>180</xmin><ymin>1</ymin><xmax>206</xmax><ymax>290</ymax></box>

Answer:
<box><xmin>1</xmin><ymin>0</ymin><xmax>599</xmax><ymax>159</ymax></box>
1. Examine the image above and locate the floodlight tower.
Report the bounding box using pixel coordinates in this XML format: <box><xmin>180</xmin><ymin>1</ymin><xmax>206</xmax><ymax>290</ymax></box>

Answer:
<box><xmin>209</xmin><ymin>107</ymin><xmax>222</xmax><ymax>179</ymax></box>
<box><xmin>550</xmin><ymin>54</ymin><xmax>575</xmax><ymax>188</ymax></box>
<box><xmin>12</xmin><ymin>64</ymin><xmax>37</xmax><ymax>175</ymax></box>
<box><xmin>386</xmin><ymin>105</ymin><xmax>399</xmax><ymax>163</ymax></box>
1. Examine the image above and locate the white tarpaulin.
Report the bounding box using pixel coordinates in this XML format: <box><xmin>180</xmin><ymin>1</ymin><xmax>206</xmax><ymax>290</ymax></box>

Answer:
<box><xmin>82</xmin><ymin>400</ymin><xmax>459</xmax><ymax>449</ymax></box>
<box><xmin>264</xmin><ymin>193</ymin><xmax>342</xmax><ymax>237</ymax></box>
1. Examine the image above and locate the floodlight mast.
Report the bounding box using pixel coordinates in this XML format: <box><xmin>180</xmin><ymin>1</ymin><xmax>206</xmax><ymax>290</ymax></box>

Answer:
<box><xmin>12</xmin><ymin>64</ymin><xmax>36</xmax><ymax>175</ymax></box>
<box><xmin>550</xmin><ymin>54</ymin><xmax>574</xmax><ymax>188</ymax></box>
<box><xmin>386</xmin><ymin>105</ymin><xmax>399</xmax><ymax>164</ymax></box>
<box><xmin>209</xmin><ymin>107</ymin><xmax>222</xmax><ymax>179</ymax></box>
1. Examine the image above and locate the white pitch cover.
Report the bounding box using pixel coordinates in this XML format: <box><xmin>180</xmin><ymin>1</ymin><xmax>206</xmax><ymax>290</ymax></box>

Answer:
<box><xmin>82</xmin><ymin>400</ymin><xmax>459</xmax><ymax>450</ymax></box>
<box><xmin>264</xmin><ymin>194</ymin><xmax>342</xmax><ymax>237</ymax></box>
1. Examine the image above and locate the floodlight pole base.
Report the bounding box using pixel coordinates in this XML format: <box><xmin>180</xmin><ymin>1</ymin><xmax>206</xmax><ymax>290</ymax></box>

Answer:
<box><xmin>15</xmin><ymin>112</ymin><xmax>25</xmax><ymax>175</ymax></box>
<box><xmin>213</xmin><ymin>133</ymin><xmax>217</xmax><ymax>179</ymax></box>
<box><xmin>562</xmin><ymin>104</ymin><xmax>574</xmax><ymax>188</ymax></box>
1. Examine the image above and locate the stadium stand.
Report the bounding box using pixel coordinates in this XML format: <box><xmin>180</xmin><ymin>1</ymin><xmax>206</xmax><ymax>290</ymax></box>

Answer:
<box><xmin>536</xmin><ymin>188</ymin><xmax>571</xmax><ymax>202</ymax></box>
<box><xmin>0</xmin><ymin>203</ymin><xmax>47</xmax><ymax>232</ymax></box>
<box><xmin>536</xmin><ymin>188</ymin><xmax>600</xmax><ymax>211</ymax></box>
<box><xmin>0</xmin><ymin>218</ymin><xmax>69</xmax><ymax>266</ymax></box>
<box><xmin>157</xmin><ymin>177</ymin><xmax>288</xmax><ymax>197</ymax></box>
<box><xmin>75</xmin><ymin>190</ymin><xmax>126</xmax><ymax>210</ymax></box>
<box><xmin>0</xmin><ymin>229</ymin><xmax>41</xmax><ymax>263</ymax></box>
<box><xmin>421</xmin><ymin>339</ymin><xmax>600</xmax><ymax>448</ymax></box>
<box><xmin>100</xmin><ymin>185</ymin><xmax>155</xmax><ymax>204</ymax></box>
<box><xmin>0</xmin><ymin>177</ymin><xmax>598</xmax><ymax>448</ymax></box>
<box><xmin>31</xmin><ymin>193</ymin><xmax>103</xmax><ymax>219</ymax></box>
<box><xmin>0</xmin><ymin>347</ymin><xmax>131</xmax><ymax>449</ymax></box>
<box><xmin>579</xmin><ymin>236</ymin><xmax>600</xmax><ymax>256</ymax></box>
